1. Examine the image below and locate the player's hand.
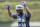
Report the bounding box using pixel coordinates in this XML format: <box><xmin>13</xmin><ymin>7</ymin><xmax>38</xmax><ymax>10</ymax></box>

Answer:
<box><xmin>22</xmin><ymin>1</ymin><xmax>26</xmax><ymax>6</ymax></box>
<box><xmin>6</xmin><ymin>4</ymin><xmax>10</xmax><ymax>9</ymax></box>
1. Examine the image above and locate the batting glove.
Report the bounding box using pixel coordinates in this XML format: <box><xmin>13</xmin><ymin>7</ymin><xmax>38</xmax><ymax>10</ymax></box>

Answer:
<box><xmin>22</xmin><ymin>1</ymin><xmax>26</xmax><ymax>6</ymax></box>
<box><xmin>6</xmin><ymin>4</ymin><xmax>10</xmax><ymax>9</ymax></box>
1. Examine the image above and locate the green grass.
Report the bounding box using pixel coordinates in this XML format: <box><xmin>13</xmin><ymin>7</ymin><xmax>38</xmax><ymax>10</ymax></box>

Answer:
<box><xmin>0</xmin><ymin>1</ymin><xmax>40</xmax><ymax>22</ymax></box>
<box><xmin>0</xmin><ymin>1</ymin><xmax>40</xmax><ymax>9</ymax></box>
<box><xmin>30</xmin><ymin>9</ymin><xmax>40</xmax><ymax>21</ymax></box>
<box><xmin>0</xmin><ymin>9</ymin><xmax>17</xmax><ymax>22</ymax></box>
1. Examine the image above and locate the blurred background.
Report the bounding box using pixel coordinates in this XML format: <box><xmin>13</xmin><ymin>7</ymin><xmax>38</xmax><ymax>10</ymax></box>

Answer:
<box><xmin>0</xmin><ymin>0</ymin><xmax>40</xmax><ymax>27</ymax></box>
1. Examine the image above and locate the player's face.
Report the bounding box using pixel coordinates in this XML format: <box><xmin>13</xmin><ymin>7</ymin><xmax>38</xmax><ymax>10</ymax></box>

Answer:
<box><xmin>16</xmin><ymin>10</ymin><xmax>20</xmax><ymax>14</ymax></box>
<box><xmin>16</xmin><ymin>10</ymin><xmax>23</xmax><ymax>14</ymax></box>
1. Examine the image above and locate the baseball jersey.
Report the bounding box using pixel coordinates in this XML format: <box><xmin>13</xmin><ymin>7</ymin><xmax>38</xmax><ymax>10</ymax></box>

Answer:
<box><xmin>12</xmin><ymin>13</ymin><xmax>31</xmax><ymax>27</ymax></box>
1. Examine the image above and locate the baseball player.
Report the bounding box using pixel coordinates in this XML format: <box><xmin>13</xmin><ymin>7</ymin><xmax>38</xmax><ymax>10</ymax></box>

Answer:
<box><xmin>6</xmin><ymin>1</ymin><xmax>31</xmax><ymax>27</ymax></box>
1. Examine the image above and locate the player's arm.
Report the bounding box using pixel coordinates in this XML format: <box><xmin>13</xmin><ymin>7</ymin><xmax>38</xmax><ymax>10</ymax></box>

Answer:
<box><xmin>7</xmin><ymin>9</ymin><xmax>17</xmax><ymax>19</ymax></box>
<box><xmin>24</xmin><ymin>6</ymin><xmax>31</xmax><ymax>20</ymax></box>
<box><xmin>24</xmin><ymin>6</ymin><xmax>31</xmax><ymax>17</ymax></box>
<box><xmin>22</xmin><ymin>1</ymin><xmax>31</xmax><ymax>20</ymax></box>
<box><xmin>8</xmin><ymin>8</ymin><xmax>13</xmax><ymax>17</ymax></box>
<box><xmin>6</xmin><ymin>4</ymin><xmax>13</xmax><ymax>18</ymax></box>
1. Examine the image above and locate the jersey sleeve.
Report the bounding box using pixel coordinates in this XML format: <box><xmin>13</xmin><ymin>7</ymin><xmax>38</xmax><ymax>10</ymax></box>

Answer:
<box><xmin>12</xmin><ymin>13</ymin><xmax>17</xmax><ymax>19</ymax></box>
<box><xmin>25</xmin><ymin>13</ymin><xmax>31</xmax><ymax>20</ymax></box>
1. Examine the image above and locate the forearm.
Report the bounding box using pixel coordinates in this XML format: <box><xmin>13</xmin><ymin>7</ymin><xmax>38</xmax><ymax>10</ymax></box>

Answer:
<box><xmin>24</xmin><ymin>6</ymin><xmax>31</xmax><ymax>14</ymax></box>
<box><xmin>7</xmin><ymin>9</ymin><xmax>12</xmax><ymax>17</ymax></box>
